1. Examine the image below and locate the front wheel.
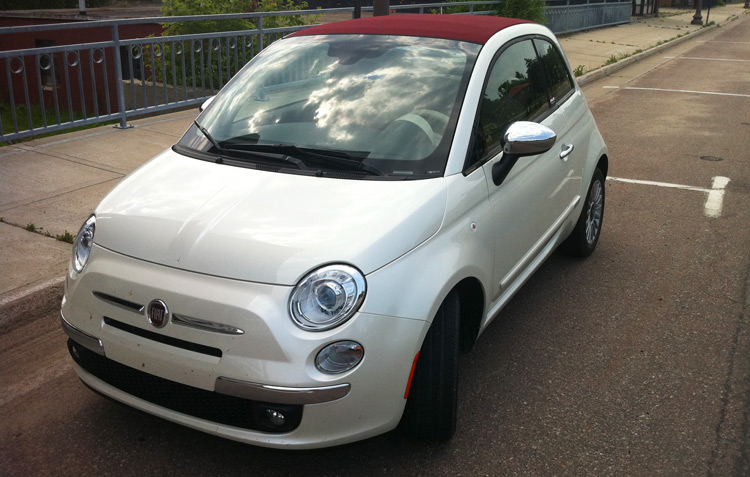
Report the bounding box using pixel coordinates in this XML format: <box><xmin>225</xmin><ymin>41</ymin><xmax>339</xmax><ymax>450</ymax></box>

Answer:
<box><xmin>562</xmin><ymin>167</ymin><xmax>605</xmax><ymax>257</ymax></box>
<box><xmin>400</xmin><ymin>291</ymin><xmax>460</xmax><ymax>440</ymax></box>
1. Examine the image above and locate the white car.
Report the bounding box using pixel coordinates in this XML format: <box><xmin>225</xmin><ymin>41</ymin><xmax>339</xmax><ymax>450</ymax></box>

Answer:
<box><xmin>61</xmin><ymin>14</ymin><xmax>608</xmax><ymax>449</ymax></box>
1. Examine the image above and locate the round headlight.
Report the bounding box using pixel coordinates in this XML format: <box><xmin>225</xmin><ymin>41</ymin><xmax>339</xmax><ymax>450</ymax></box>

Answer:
<box><xmin>289</xmin><ymin>265</ymin><xmax>366</xmax><ymax>331</ymax></box>
<box><xmin>73</xmin><ymin>215</ymin><xmax>96</xmax><ymax>273</ymax></box>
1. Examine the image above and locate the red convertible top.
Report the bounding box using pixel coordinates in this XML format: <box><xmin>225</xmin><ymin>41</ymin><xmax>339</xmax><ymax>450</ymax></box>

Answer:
<box><xmin>289</xmin><ymin>14</ymin><xmax>533</xmax><ymax>45</ymax></box>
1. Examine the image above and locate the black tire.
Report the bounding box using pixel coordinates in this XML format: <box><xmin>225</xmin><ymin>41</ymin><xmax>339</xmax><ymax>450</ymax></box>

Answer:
<box><xmin>562</xmin><ymin>167</ymin><xmax>605</xmax><ymax>258</ymax></box>
<box><xmin>400</xmin><ymin>291</ymin><xmax>460</xmax><ymax>440</ymax></box>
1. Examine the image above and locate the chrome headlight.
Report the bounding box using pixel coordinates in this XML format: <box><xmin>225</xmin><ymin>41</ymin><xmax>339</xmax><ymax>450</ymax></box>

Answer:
<box><xmin>289</xmin><ymin>265</ymin><xmax>366</xmax><ymax>331</ymax></box>
<box><xmin>73</xmin><ymin>215</ymin><xmax>96</xmax><ymax>273</ymax></box>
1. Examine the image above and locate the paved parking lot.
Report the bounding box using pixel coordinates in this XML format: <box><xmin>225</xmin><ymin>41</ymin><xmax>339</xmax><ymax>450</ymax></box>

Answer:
<box><xmin>579</xmin><ymin>17</ymin><xmax>750</xmax><ymax>475</ymax></box>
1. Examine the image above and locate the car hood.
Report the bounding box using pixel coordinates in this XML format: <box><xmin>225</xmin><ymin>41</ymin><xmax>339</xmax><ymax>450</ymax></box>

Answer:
<box><xmin>94</xmin><ymin>149</ymin><xmax>447</xmax><ymax>285</ymax></box>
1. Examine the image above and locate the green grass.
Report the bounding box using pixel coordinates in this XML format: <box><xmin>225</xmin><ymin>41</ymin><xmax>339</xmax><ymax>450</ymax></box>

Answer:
<box><xmin>1</xmin><ymin>102</ymin><xmax>116</xmax><ymax>147</ymax></box>
<box><xmin>16</xmin><ymin>221</ymin><xmax>75</xmax><ymax>243</ymax></box>
<box><xmin>56</xmin><ymin>230</ymin><xmax>75</xmax><ymax>244</ymax></box>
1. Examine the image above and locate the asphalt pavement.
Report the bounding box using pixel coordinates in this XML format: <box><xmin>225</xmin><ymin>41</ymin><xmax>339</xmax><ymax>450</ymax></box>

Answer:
<box><xmin>0</xmin><ymin>4</ymin><xmax>748</xmax><ymax>319</ymax></box>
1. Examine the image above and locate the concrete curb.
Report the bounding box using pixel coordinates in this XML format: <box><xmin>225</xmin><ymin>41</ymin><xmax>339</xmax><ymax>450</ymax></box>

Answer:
<box><xmin>0</xmin><ymin>275</ymin><xmax>65</xmax><ymax>309</ymax></box>
<box><xmin>0</xmin><ymin>277</ymin><xmax>64</xmax><ymax>335</ymax></box>
<box><xmin>577</xmin><ymin>13</ymin><xmax>743</xmax><ymax>87</ymax></box>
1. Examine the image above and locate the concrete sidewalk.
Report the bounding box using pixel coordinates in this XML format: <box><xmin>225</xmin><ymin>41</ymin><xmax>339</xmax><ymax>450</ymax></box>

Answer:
<box><xmin>1</xmin><ymin>4</ymin><xmax>748</xmax><ymax>316</ymax></box>
<box><xmin>559</xmin><ymin>3</ymin><xmax>747</xmax><ymax>77</ymax></box>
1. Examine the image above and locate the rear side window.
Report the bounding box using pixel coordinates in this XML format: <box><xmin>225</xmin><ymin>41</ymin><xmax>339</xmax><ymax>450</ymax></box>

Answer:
<box><xmin>470</xmin><ymin>39</ymin><xmax>550</xmax><ymax>163</ymax></box>
<box><xmin>534</xmin><ymin>39</ymin><xmax>574</xmax><ymax>106</ymax></box>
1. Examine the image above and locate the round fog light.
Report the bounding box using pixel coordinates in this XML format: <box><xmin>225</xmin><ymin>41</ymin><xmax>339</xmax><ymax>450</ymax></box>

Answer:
<box><xmin>315</xmin><ymin>341</ymin><xmax>364</xmax><ymax>374</ymax></box>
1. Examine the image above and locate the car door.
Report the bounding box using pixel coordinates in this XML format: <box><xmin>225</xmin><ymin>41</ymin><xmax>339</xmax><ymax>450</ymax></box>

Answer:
<box><xmin>467</xmin><ymin>37</ymin><xmax>584</xmax><ymax>304</ymax></box>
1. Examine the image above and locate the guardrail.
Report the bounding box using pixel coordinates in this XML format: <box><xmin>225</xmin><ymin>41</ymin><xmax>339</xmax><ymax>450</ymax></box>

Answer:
<box><xmin>547</xmin><ymin>0</ymin><xmax>632</xmax><ymax>34</ymax></box>
<box><xmin>0</xmin><ymin>1</ymin><xmax>631</xmax><ymax>143</ymax></box>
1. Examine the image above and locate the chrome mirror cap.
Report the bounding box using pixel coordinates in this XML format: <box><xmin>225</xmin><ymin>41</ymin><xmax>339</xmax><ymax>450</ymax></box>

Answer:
<box><xmin>503</xmin><ymin>121</ymin><xmax>557</xmax><ymax>157</ymax></box>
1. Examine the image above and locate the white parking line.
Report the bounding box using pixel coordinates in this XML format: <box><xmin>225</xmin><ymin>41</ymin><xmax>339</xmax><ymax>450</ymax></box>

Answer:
<box><xmin>607</xmin><ymin>176</ymin><xmax>710</xmax><ymax>192</ymax></box>
<box><xmin>663</xmin><ymin>56</ymin><xmax>750</xmax><ymax>62</ymax></box>
<box><xmin>705</xmin><ymin>177</ymin><xmax>731</xmax><ymax>218</ymax></box>
<box><xmin>608</xmin><ymin>176</ymin><xmax>731</xmax><ymax>218</ymax></box>
<box><xmin>602</xmin><ymin>86</ymin><xmax>750</xmax><ymax>98</ymax></box>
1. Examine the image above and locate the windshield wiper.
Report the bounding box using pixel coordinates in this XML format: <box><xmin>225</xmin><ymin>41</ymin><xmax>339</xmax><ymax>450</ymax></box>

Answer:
<box><xmin>220</xmin><ymin>143</ymin><xmax>384</xmax><ymax>176</ymax></box>
<box><xmin>192</xmin><ymin>125</ymin><xmax>382</xmax><ymax>175</ymax></box>
<box><xmin>193</xmin><ymin>122</ymin><xmax>306</xmax><ymax>170</ymax></box>
<box><xmin>194</xmin><ymin>119</ymin><xmax>224</xmax><ymax>155</ymax></box>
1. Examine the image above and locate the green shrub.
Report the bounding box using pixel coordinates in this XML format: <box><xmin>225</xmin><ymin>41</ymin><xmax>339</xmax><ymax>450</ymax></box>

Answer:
<box><xmin>56</xmin><ymin>231</ymin><xmax>76</xmax><ymax>244</ymax></box>
<box><xmin>496</xmin><ymin>0</ymin><xmax>547</xmax><ymax>24</ymax></box>
<box><xmin>433</xmin><ymin>0</ymin><xmax>472</xmax><ymax>14</ymax></box>
<box><xmin>151</xmin><ymin>0</ymin><xmax>313</xmax><ymax>90</ymax></box>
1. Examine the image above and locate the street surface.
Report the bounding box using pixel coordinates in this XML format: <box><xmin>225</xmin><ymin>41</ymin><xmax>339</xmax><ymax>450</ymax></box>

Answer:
<box><xmin>1</xmin><ymin>15</ymin><xmax>749</xmax><ymax>476</ymax></box>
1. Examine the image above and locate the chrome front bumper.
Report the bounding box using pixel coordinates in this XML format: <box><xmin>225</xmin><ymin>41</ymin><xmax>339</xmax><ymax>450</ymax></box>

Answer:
<box><xmin>61</xmin><ymin>312</ymin><xmax>350</xmax><ymax>406</ymax></box>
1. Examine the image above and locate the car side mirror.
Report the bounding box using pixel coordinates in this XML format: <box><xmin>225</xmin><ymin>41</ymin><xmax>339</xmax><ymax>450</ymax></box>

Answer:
<box><xmin>199</xmin><ymin>96</ymin><xmax>215</xmax><ymax>112</ymax></box>
<box><xmin>503</xmin><ymin>121</ymin><xmax>557</xmax><ymax>157</ymax></box>
<box><xmin>492</xmin><ymin>122</ymin><xmax>557</xmax><ymax>186</ymax></box>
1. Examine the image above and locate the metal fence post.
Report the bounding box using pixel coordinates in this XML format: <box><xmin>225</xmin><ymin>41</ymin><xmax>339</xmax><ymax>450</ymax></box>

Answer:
<box><xmin>111</xmin><ymin>24</ymin><xmax>132</xmax><ymax>129</ymax></box>
<box><xmin>258</xmin><ymin>16</ymin><xmax>264</xmax><ymax>51</ymax></box>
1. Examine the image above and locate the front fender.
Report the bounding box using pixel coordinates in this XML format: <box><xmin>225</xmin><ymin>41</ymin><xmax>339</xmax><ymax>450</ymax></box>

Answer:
<box><xmin>361</xmin><ymin>170</ymin><xmax>493</xmax><ymax>325</ymax></box>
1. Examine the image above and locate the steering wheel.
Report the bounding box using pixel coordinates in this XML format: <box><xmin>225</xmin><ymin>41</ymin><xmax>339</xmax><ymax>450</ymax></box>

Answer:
<box><xmin>393</xmin><ymin>109</ymin><xmax>450</xmax><ymax>147</ymax></box>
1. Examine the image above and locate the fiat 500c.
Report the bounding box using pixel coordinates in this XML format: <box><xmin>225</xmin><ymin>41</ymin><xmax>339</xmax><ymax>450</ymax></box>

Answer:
<box><xmin>61</xmin><ymin>14</ymin><xmax>608</xmax><ymax>449</ymax></box>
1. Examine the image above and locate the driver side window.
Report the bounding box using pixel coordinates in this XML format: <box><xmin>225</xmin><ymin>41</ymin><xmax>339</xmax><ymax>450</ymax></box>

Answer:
<box><xmin>469</xmin><ymin>39</ymin><xmax>550</xmax><ymax>166</ymax></box>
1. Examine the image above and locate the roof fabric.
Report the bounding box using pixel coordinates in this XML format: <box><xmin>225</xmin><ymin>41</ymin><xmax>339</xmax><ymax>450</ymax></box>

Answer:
<box><xmin>289</xmin><ymin>14</ymin><xmax>533</xmax><ymax>45</ymax></box>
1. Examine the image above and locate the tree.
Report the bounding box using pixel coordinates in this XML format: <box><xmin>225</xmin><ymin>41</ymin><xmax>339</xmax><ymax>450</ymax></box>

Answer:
<box><xmin>160</xmin><ymin>0</ymin><xmax>310</xmax><ymax>37</ymax></box>
<box><xmin>147</xmin><ymin>0</ymin><xmax>312</xmax><ymax>93</ymax></box>
<box><xmin>496</xmin><ymin>0</ymin><xmax>547</xmax><ymax>24</ymax></box>
<box><xmin>373</xmin><ymin>0</ymin><xmax>389</xmax><ymax>16</ymax></box>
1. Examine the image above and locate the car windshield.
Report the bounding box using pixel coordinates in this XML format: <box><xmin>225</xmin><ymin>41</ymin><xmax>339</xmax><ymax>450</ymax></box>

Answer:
<box><xmin>178</xmin><ymin>34</ymin><xmax>481</xmax><ymax>178</ymax></box>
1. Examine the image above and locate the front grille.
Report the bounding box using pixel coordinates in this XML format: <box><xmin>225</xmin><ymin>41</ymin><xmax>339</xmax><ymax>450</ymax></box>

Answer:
<box><xmin>93</xmin><ymin>291</ymin><xmax>143</xmax><ymax>313</ymax></box>
<box><xmin>68</xmin><ymin>339</ymin><xmax>303</xmax><ymax>433</ymax></box>
<box><xmin>103</xmin><ymin>317</ymin><xmax>222</xmax><ymax>358</ymax></box>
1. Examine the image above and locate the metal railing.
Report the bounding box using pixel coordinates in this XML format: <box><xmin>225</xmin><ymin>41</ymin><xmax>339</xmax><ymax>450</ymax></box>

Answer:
<box><xmin>546</xmin><ymin>0</ymin><xmax>632</xmax><ymax>33</ymax></box>
<box><xmin>0</xmin><ymin>1</ymin><xmax>630</xmax><ymax>143</ymax></box>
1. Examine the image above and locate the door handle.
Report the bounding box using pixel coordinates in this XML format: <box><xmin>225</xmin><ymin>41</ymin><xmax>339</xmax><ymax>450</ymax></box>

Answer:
<box><xmin>559</xmin><ymin>143</ymin><xmax>574</xmax><ymax>160</ymax></box>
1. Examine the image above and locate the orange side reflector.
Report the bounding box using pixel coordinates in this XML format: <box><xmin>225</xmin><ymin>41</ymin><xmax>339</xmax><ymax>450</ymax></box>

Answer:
<box><xmin>403</xmin><ymin>351</ymin><xmax>420</xmax><ymax>399</ymax></box>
